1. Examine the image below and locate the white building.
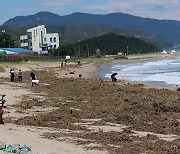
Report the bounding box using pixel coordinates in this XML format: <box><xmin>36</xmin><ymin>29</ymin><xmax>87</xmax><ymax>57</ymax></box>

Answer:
<box><xmin>20</xmin><ymin>25</ymin><xmax>59</xmax><ymax>54</ymax></box>
<box><xmin>161</xmin><ymin>50</ymin><xmax>167</xmax><ymax>54</ymax></box>
<box><xmin>171</xmin><ymin>50</ymin><xmax>176</xmax><ymax>54</ymax></box>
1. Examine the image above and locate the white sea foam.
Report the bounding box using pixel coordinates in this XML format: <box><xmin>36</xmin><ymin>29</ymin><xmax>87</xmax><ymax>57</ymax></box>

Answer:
<box><xmin>103</xmin><ymin>57</ymin><xmax>180</xmax><ymax>87</ymax></box>
<box><xmin>141</xmin><ymin>72</ymin><xmax>180</xmax><ymax>85</ymax></box>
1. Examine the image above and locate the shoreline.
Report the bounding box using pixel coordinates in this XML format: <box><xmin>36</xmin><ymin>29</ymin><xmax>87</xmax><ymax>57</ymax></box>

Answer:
<box><xmin>0</xmin><ymin>53</ymin><xmax>179</xmax><ymax>153</ymax></box>
<box><xmin>91</xmin><ymin>53</ymin><xmax>179</xmax><ymax>91</ymax></box>
<box><xmin>101</xmin><ymin>52</ymin><xmax>178</xmax><ymax>64</ymax></box>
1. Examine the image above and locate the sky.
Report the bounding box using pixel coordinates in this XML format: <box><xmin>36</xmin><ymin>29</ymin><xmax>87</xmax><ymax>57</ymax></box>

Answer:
<box><xmin>1</xmin><ymin>0</ymin><xmax>180</xmax><ymax>24</ymax></box>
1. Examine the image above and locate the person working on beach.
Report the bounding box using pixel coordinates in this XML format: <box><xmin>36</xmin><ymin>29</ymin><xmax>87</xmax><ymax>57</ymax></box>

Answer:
<box><xmin>0</xmin><ymin>95</ymin><xmax>6</xmax><ymax>124</ymax></box>
<box><xmin>111</xmin><ymin>73</ymin><xmax>118</xmax><ymax>82</ymax></box>
<box><xmin>65</xmin><ymin>60</ymin><xmax>67</xmax><ymax>66</ymax></box>
<box><xmin>176</xmin><ymin>85</ymin><xmax>180</xmax><ymax>91</ymax></box>
<box><xmin>18</xmin><ymin>69</ymin><xmax>22</xmax><ymax>81</ymax></box>
<box><xmin>10</xmin><ymin>68</ymin><xmax>15</xmax><ymax>82</ymax></box>
<box><xmin>61</xmin><ymin>62</ymin><xmax>63</xmax><ymax>67</ymax></box>
<box><xmin>78</xmin><ymin>60</ymin><xmax>80</xmax><ymax>65</ymax></box>
<box><xmin>30</xmin><ymin>72</ymin><xmax>39</xmax><ymax>86</ymax></box>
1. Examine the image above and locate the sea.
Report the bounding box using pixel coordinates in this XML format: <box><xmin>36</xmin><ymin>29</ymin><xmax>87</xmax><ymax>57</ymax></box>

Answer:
<box><xmin>97</xmin><ymin>56</ymin><xmax>180</xmax><ymax>88</ymax></box>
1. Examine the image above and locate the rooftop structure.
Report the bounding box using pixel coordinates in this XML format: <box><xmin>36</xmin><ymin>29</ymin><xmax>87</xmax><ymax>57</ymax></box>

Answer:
<box><xmin>20</xmin><ymin>25</ymin><xmax>59</xmax><ymax>54</ymax></box>
<box><xmin>0</xmin><ymin>48</ymin><xmax>37</xmax><ymax>54</ymax></box>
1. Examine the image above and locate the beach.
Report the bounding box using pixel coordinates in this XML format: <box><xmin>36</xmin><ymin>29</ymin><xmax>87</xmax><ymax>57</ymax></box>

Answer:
<box><xmin>0</xmin><ymin>53</ymin><xmax>180</xmax><ymax>154</ymax></box>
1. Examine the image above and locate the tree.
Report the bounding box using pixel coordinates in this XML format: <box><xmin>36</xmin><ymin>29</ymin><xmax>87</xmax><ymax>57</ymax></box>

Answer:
<box><xmin>49</xmin><ymin>44</ymin><xmax>75</xmax><ymax>56</ymax></box>
<box><xmin>74</xmin><ymin>33</ymin><xmax>160</xmax><ymax>55</ymax></box>
<box><xmin>0</xmin><ymin>33</ymin><xmax>16</xmax><ymax>48</ymax></box>
<box><xmin>49</xmin><ymin>33</ymin><xmax>160</xmax><ymax>57</ymax></box>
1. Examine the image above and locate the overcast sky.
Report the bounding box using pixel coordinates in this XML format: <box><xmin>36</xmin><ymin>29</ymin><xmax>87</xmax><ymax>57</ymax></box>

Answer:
<box><xmin>1</xmin><ymin>0</ymin><xmax>180</xmax><ymax>24</ymax></box>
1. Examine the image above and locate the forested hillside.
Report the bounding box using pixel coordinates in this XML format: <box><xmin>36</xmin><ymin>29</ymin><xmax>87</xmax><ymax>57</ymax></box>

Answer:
<box><xmin>78</xmin><ymin>33</ymin><xmax>160</xmax><ymax>55</ymax></box>
<box><xmin>52</xmin><ymin>33</ymin><xmax>160</xmax><ymax>56</ymax></box>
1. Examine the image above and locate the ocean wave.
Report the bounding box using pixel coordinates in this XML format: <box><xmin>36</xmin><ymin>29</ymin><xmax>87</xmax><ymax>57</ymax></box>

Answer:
<box><xmin>102</xmin><ymin>57</ymin><xmax>180</xmax><ymax>87</ymax></box>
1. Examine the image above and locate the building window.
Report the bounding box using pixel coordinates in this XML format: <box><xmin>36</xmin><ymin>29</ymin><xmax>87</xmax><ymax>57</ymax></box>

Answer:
<box><xmin>50</xmin><ymin>38</ymin><xmax>52</xmax><ymax>42</ymax></box>
<box><xmin>33</xmin><ymin>30</ymin><xmax>36</xmax><ymax>41</ymax></box>
<box><xmin>53</xmin><ymin>37</ymin><xmax>56</xmax><ymax>42</ymax></box>
<box><xmin>41</xmin><ymin>31</ymin><xmax>43</xmax><ymax>44</ymax></box>
<box><xmin>27</xmin><ymin>32</ymin><xmax>32</xmax><ymax>39</ymax></box>
<box><xmin>44</xmin><ymin>38</ymin><xmax>46</xmax><ymax>42</ymax></box>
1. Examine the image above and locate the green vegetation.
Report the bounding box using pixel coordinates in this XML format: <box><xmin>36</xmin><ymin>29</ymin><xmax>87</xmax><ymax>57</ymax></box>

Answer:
<box><xmin>0</xmin><ymin>30</ymin><xmax>160</xmax><ymax>58</ymax></box>
<box><xmin>0</xmin><ymin>27</ymin><xmax>26</xmax><ymax>41</ymax></box>
<box><xmin>49</xmin><ymin>44</ymin><xmax>75</xmax><ymax>56</ymax></box>
<box><xmin>0</xmin><ymin>66</ymin><xmax>5</xmax><ymax>72</ymax></box>
<box><xmin>51</xmin><ymin>33</ymin><xmax>160</xmax><ymax>57</ymax></box>
<box><xmin>0</xmin><ymin>33</ymin><xmax>17</xmax><ymax>48</ymax></box>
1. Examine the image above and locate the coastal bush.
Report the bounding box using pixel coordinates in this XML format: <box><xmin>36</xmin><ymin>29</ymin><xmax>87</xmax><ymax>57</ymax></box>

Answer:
<box><xmin>0</xmin><ymin>67</ymin><xmax>5</xmax><ymax>72</ymax></box>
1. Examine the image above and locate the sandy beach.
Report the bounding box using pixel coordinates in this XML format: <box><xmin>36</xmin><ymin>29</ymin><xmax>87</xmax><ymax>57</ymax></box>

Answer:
<box><xmin>0</xmin><ymin>53</ymin><xmax>180</xmax><ymax>154</ymax></box>
<box><xmin>0</xmin><ymin>61</ymin><xmax>108</xmax><ymax>154</ymax></box>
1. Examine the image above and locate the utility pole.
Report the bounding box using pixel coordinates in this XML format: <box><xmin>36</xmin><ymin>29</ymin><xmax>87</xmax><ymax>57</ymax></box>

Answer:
<box><xmin>3</xmin><ymin>39</ymin><xmax>5</xmax><ymax>48</ymax></box>
<box><xmin>78</xmin><ymin>40</ymin><xmax>81</xmax><ymax>56</ymax></box>
<box><xmin>2</xmin><ymin>30</ymin><xmax>5</xmax><ymax>48</ymax></box>
<box><xmin>58</xmin><ymin>47</ymin><xmax>60</xmax><ymax>57</ymax></box>
<box><xmin>87</xmin><ymin>43</ymin><xmax>89</xmax><ymax>57</ymax></box>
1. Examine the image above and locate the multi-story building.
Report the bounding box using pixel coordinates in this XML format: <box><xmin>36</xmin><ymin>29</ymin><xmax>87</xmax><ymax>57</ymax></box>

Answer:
<box><xmin>20</xmin><ymin>25</ymin><xmax>59</xmax><ymax>54</ymax></box>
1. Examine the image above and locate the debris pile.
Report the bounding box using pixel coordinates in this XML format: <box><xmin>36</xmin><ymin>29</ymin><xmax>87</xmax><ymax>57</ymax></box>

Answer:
<box><xmin>0</xmin><ymin>143</ymin><xmax>31</xmax><ymax>153</ymax></box>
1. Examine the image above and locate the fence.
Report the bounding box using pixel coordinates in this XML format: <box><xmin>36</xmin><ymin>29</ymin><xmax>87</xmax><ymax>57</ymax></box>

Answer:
<box><xmin>0</xmin><ymin>53</ymin><xmax>37</xmax><ymax>62</ymax></box>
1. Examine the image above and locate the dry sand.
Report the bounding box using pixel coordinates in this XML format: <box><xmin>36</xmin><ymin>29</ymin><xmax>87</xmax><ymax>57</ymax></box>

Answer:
<box><xmin>0</xmin><ymin>61</ymin><xmax>108</xmax><ymax>154</ymax></box>
<box><xmin>0</xmin><ymin>53</ymin><xmax>179</xmax><ymax>154</ymax></box>
<box><xmin>55</xmin><ymin>62</ymin><xmax>100</xmax><ymax>79</ymax></box>
<box><xmin>0</xmin><ymin>124</ymin><xmax>107</xmax><ymax>154</ymax></box>
<box><xmin>0</xmin><ymin>85</ymin><xmax>107</xmax><ymax>154</ymax></box>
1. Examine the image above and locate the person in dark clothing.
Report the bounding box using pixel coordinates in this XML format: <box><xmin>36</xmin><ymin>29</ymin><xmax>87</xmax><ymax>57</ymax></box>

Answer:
<box><xmin>61</xmin><ymin>62</ymin><xmax>63</xmax><ymax>67</ymax></box>
<box><xmin>176</xmin><ymin>85</ymin><xmax>180</xmax><ymax>91</ymax></box>
<box><xmin>31</xmin><ymin>72</ymin><xmax>36</xmax><ymax>80</ymax></box>
<box><xmin>30</xmin><ymin>72</ymin><xmax>36</xmax><ymax>86</ymax></box>
<box><xmin>18</xmin><ymin>69</ymin><xmax>22</xmax><ymax>81</ymax></box>
<box><xmin>111</xmin><ymin>73</ymin><xmax>118</xmax><ymax>82</ymax></box>
<box><xmin>64</xmin><ymin>60</ymin><xmax>67</xmax><ymax>66</ymax></box>
<box><xmin>10</xmin><ymin>69</ymin><xmax>15</xmax><ymax>82</ymax></box>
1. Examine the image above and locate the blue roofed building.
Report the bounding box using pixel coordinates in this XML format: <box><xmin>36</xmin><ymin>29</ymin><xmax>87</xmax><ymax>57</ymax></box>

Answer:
<box><xmin>2</xmin><ymin>48</ymin><xmax>37</xmax><ymax>54</ymax></box>
<box><xmin>0</xmin><ymin>48</ymin><xmax>38</xmax><ymax>61</ymax></box>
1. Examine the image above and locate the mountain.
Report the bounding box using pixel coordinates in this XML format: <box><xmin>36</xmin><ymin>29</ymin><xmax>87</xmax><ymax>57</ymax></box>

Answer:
<box><xmin>0</xmin><ymin>25</ymin><xmax>171</xmax><ymax>48</ymax></box>
<box><xmin>3</xmin><ymin>12</ymin><xmax>60</xmax><ymax>28</ymax></box>
<box><xmin>2</xmin><ymin>11</ymin><xmax>180</xmax><ymax>45</ymax></box>
<box><xmin>47</xmin><ymin>25</ymin><xmax>171</xmax><ymax>48</ymax></box>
